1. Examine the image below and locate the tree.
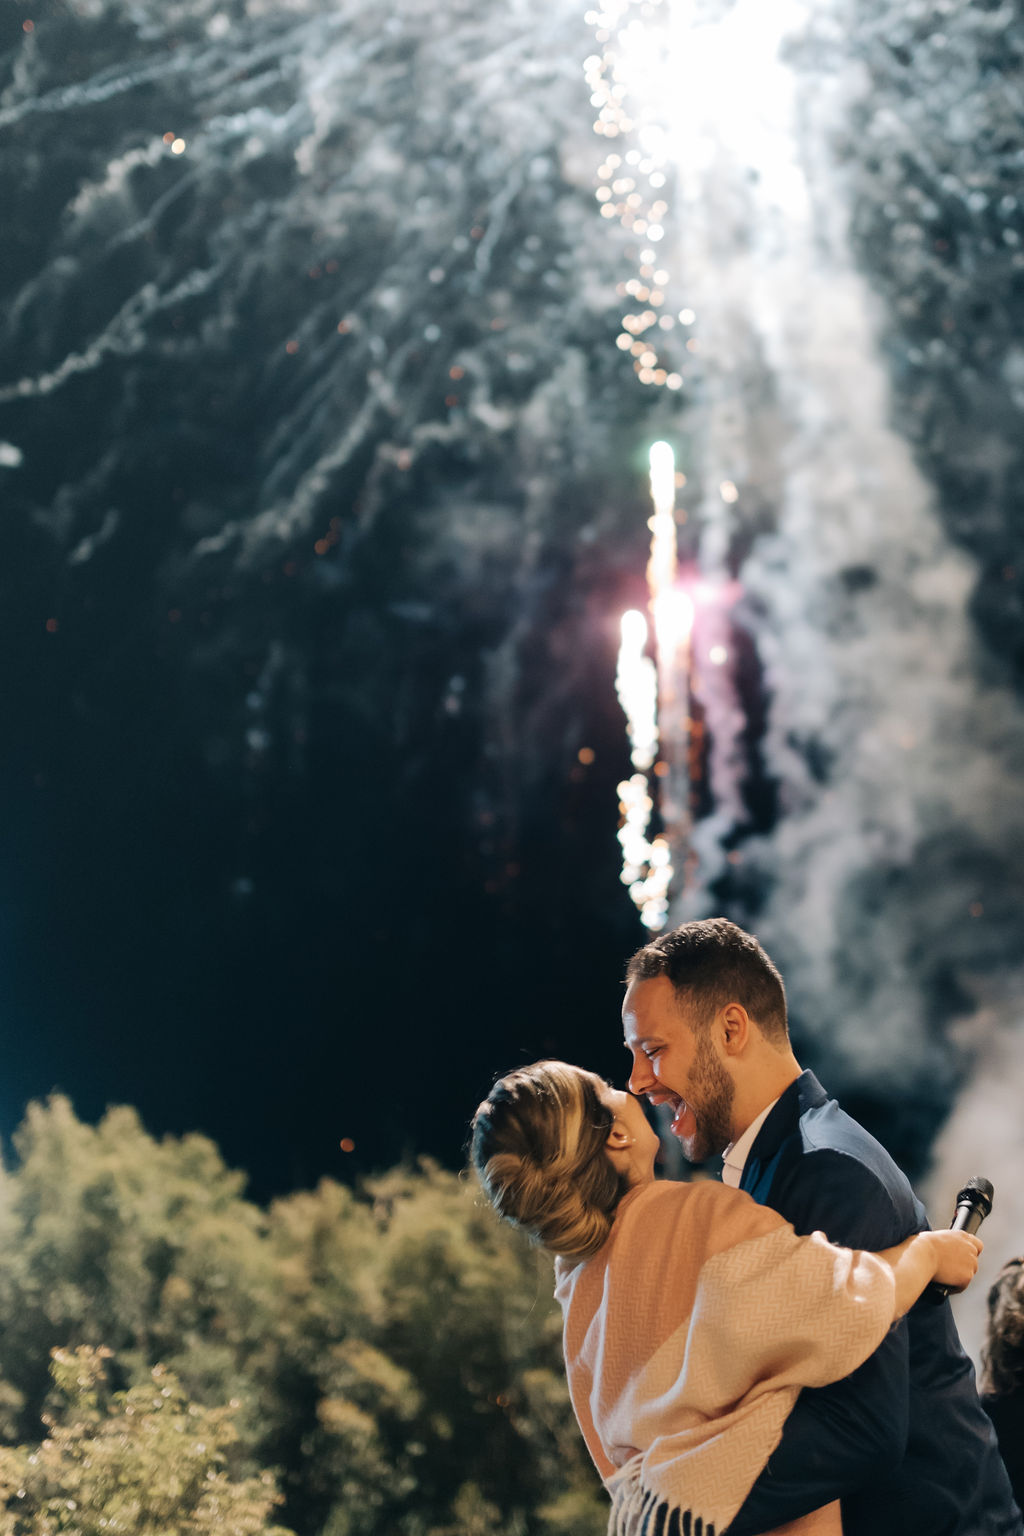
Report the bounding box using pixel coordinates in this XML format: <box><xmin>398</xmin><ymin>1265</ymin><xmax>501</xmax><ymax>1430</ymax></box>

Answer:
<box><xmin>0</xmin><ymin>1099</ymin><xmax>606</xmax><ymax>1536</ymax></box>
<box><xmin>0</xmin><ymin>1346</ymin><xmax>292</xmax><ymax>1536</ymax></box>
<box><xmin>277</xmin><ymin>1161</ymin><xmax>605</xmax><ymax>1535</ymax></box>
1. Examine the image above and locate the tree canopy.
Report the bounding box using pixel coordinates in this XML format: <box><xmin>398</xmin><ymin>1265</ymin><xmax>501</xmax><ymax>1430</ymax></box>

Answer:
<box><xmin>0</xmin><ymin>1098</ymin><xmax>605</xmax><ymax>1536</ymax></box>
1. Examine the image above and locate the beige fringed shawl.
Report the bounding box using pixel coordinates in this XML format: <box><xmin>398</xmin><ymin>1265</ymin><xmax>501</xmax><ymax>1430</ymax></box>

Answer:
<box><xmin>554</xmin><ymin>1180</ymin><xmax>896</xmax><ymax>1536</ymax></box>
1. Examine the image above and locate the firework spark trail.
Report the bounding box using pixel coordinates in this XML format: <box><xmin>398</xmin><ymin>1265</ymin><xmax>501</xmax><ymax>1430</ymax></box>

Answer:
<box><xmin>584</xmin><ymin>0</ymin><xmax>686</xmax><ymax>392</ymax></box>
<box><xmin>613</xmin><ymin>442</ymin><xmax>692</xmax><ymax>930</ymax></box>
<box><xmin>615</xmin><ymin>605</ymin><xmax>672</xmax><ymax>929</ymax></box>
<box><xmin>646</xmin><ymin>442</ymin><xmax>693</xmax><ymax>875</ymax></box>
<box><xmin>0</xmin><ymin>267</ymin><xmax>225</xmax><ymax>403</ymax></box>
<box><xmin>600</xmin><ymin>0</ymin><xmax>1024</xmax><ymax>1015</ymax></box>
<box><xmin>592</xmin><ymin>0</ymin><xmax>823</xmax><ymax>919</ymax></box>
<box><xmin>615</xmin><ymin>608</ymin><xmax>657</xmax><ymax>773</ymax></box>
<box><xmin>585</xmin><ymin>0</ymin><xmax>700</xmax><ymax>925</ymax></box>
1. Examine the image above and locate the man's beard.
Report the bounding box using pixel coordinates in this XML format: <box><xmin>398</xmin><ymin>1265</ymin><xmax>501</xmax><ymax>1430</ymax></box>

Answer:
<box><xmin>681</xmin><ymin>1032</ymin><xmax>735</xmax><ymax>1162</ymax></box>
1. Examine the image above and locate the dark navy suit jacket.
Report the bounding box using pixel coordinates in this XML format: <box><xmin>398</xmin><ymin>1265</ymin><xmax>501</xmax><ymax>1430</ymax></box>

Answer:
<box><xmin>728</xmin><ymin>1071</ymin><xmax>1021</xmax><ymax>1536</ymax></box>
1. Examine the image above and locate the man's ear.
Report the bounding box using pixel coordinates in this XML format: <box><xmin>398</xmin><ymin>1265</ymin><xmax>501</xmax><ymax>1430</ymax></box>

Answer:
<box><xmin>720</xmin><ymin>1002</ymin><xmax>751</xmax><ymax>1055</ymax></box>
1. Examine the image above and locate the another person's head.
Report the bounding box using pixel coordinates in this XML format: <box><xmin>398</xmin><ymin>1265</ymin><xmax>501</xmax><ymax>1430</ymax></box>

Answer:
<box><xmin>982</xmin><ymin>1257</ymin><xmax>1024</xmax><ymax>1397</ymax></box>
<box><xmin>622</xmin><ymin>918</ymin><xmax>798</xmax><ymax>1163</ymax></box>
<box><xmin>471</xmin><ymin>1061</ymin><xmax>657</xmax><ymax>1263</ymax></box>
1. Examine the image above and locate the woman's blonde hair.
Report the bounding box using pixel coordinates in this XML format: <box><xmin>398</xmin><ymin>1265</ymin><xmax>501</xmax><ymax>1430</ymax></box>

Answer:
<box><xmin>470</xmin><ymin>1060</ymin><xmax>627</xmax><ymax>1263</ymax></box>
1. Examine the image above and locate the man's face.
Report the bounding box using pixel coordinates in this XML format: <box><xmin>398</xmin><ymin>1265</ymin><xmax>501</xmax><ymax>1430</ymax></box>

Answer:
<box><xmin>622</xmin><ymin>974</ymin><xmax>735</xmax><ymax>1163</ymax></box>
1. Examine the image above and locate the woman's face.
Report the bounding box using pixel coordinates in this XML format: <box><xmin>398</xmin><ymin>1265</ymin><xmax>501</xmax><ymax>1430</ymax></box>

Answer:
<box><xmin>598</xmin><ymin>1082</ymin><xmax>660</xmax><ymax>1185</ymax></box>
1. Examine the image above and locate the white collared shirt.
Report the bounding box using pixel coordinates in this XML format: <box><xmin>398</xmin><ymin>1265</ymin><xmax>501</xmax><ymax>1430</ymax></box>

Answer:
<box><xmin>721</xmin><ymin>1096</ymin><xmax>781</xmax><ymax>1188</ymax></box>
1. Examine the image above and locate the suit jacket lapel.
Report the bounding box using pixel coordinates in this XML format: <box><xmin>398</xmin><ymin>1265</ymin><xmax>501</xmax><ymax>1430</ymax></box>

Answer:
<box><xmin>739</xmin><ymin>1070</ymin><xmax>828</xmax><ymax>1206</ymax></box>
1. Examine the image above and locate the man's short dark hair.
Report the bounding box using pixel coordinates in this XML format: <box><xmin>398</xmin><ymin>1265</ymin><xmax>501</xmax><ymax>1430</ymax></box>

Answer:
<box><xmin>626</xmin><ymin>918</ymin><xmax>789</xmax><ymax>1045</ymax></box>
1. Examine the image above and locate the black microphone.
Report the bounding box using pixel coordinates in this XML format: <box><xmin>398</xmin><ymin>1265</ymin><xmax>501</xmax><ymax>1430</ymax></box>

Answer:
<box><xmin>924</xmin><ymin>1175</ymin><xmax>993</xmax><ymax>1305</ymax></box>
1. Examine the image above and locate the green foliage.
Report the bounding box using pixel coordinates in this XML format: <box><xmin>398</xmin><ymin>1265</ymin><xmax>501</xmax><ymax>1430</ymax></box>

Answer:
<box><xmin>291</xmin><ymin>1162</ymin><xmax>602</xmax><ymax>1536</ymax></box>
<box><xmin>0</xmin><ymin>1346</ymin><xmax>292</xmax><ymax>1536</ymax></box>
<box><xmin>0</xmin><ymin>1099</ymin><xmax>605</xmax><ymax>1536</ymax></box>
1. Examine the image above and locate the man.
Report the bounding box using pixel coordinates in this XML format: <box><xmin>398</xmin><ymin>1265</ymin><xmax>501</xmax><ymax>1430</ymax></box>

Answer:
<box><xmin>623</xmin><ymin>917</ymin><xmax>1021</xmax><ymax>1536</ymax></box>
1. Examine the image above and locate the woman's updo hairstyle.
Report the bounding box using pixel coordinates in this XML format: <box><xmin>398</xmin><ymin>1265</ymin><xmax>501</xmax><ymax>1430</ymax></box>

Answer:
<box><xmin>982</xmin><ymin>1257</ymin><xmax>1024</xmax><ymax>1396</ymax></box>
<box><xmin>470</xmin><ymin>1060</ymin><xmax>628</xmax><ymax>1263</ymax></box>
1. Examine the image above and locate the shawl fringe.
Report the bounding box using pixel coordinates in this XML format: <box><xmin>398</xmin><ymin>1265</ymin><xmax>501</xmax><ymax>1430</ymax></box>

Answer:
<box><xmin>609</xmin><ymin>1460</ymin><xmax>716</xmax><ymax>1536</ymax></box>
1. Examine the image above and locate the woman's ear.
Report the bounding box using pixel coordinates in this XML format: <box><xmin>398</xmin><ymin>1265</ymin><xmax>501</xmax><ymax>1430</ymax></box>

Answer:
<box><xmin>606</xmin><ymin>1121</ymin><xmax>635</xmax><ymax>1151</ymax></box>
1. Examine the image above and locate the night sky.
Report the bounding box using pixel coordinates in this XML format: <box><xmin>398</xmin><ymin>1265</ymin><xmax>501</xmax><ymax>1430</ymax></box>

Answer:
<box><xmin>3</xmin><ymin>0</ymin><xmax>1024</xmax><ymax>1255</ymax></box>
<box><xmin>3</xmin><ymin>584</ymin><xmax>648</xmax><ymax>1198</ymax></box>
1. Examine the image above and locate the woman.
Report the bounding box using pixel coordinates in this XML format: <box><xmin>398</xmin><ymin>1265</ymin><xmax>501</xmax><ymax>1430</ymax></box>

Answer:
<box><xmin>471</xmin><ymin>1061</ymin><xmax>983</xmax><ymax>1536</ymax></box>
<box><xmin>982</xmin><ymin>1257</ymin><xmax>1024</xmax><ymax>1510</ymax></box>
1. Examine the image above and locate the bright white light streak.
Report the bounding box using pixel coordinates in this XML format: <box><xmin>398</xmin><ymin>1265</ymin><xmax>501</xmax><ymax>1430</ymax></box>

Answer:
<box><xmin>647</xmin><ymin>438</ymin><xmax>677</xmax><ymax>610</ymax></box>
<box><xmin>652</xmin><ymin>586</ymin><xmax>694</xmax><ymax>677</ymax></box>
<box><xmin>616</xmin><ymin>610</ymin><xmax>658</xmax><ymax>771</ymax></box>
<box><xmin>613</xmin><ymin>442</ymin><xmax>694</xmax><ymax>931</ymax></box>
<box><xmin>615</xmin><ymin>607</ymin><xmax>670</xmax><ymax>929</ymax></box>
<box><xmin>617</xmin><ymin>773</ymin><xmax>655</xmax><ymax>881</ymax></box>
<box><xmin>616</xmin><ymin>777</ymin><xmax>671</xmax><ymax>930</ymax></box>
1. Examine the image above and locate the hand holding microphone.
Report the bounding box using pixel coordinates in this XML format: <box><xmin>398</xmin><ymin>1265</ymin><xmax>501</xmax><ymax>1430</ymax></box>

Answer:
<box><xmin>924</xmin><ymin>1176</ymin><xmax>993</xmax><ymax>1305</ymax></box>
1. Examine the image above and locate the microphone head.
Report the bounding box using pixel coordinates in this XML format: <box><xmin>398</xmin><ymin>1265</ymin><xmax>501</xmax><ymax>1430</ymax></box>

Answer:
<box><xmin>956</xmin><ymin>1175</ymin><xmax>994</xmax><ymax>1215</ymax></box>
